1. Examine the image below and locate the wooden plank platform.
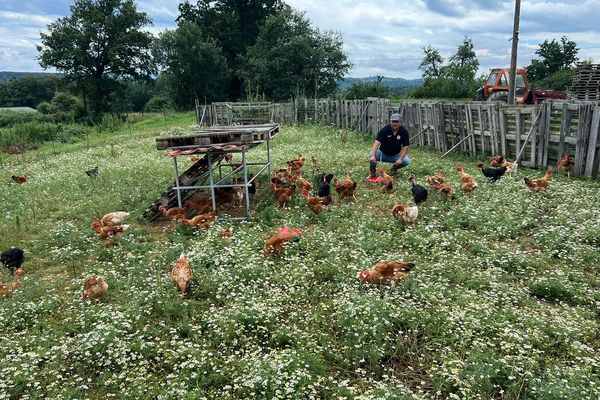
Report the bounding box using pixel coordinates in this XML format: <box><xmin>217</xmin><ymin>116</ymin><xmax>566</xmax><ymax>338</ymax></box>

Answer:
<box><xmin>156</xmin><ymin>124</ymin><xmax>279</xmax><ymax>150</ymax></box>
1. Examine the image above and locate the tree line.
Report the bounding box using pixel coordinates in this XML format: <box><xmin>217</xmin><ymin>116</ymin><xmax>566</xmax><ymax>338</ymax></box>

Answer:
<box><xmin>0</xmin><ymin>0</ymin><xmax>588</xmax><ymax>119</ymax></box>
<box><xmin>32</xmin><ymin>0</ymin><xmax>349</xmax><ymax>118</ymax></box>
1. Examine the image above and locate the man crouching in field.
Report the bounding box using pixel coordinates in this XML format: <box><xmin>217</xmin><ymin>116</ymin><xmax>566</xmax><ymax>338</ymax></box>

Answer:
<box><xmin>368</xmin><ymin>113</ymin><xmax>410</xmax><ymax>178</ymax></box>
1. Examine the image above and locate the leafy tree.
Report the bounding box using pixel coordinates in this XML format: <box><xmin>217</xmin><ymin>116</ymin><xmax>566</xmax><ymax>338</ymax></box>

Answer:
<box><xmin>120</xmin><ymin>80</ymin><xmax>153</xmax><ymax>112</ymax></box>
<box><xmin>526</xmin><ymin>36</ymin><xmax>579</xmax><ymax>84</ymax></box>
<box><xmin>535</xmin><ymin>69</ymin><xmax>576</xmax><ymax>91</ymax></box>
<box><xmin>0</xmin><ymin>75</ymin><xmax>61</xmax><ymax>108</ymax></box>
<box><xmin>446</xmin><ymin>37</ymin><xmax>479</xmax><ymax>86</ymax></box>
<box><xmin>240</xmin><ymin>6</ymin><xmax>351</xmax><ymax>100</ymax></box>
<box><xmin>153</xmin><ymin>22</ymin><xmax>230</xmax><ymax>108</ymax></box>
<box><xmin>37</xmin><ymin>0</ymin><xmax>155</xmax><ymax>116</ymax></box>
<box><xmin>412</xmin><ymin>37</ymin><xmax>480</xmax><ymax>99</ymax></box>
<box><xmin>177</xmin><ymin>0</ymin><xmax>284</xmax><ymax>98</ymax></box>
<box><xmin>419</xmin><ymin>46</ymin><xmax>444</xmax><ymax>80</ymax></box>
<box><xmin>345</xmin><ymin>77</ymin><xmax>392</xmax><ymax>100</ymax></box>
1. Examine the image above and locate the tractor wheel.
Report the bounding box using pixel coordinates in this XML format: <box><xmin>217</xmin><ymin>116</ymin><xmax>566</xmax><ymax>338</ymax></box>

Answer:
<box><xmin>487</xmin><ymin>91</ymin><xmax>509</xmax><ymax>103</ymax></box>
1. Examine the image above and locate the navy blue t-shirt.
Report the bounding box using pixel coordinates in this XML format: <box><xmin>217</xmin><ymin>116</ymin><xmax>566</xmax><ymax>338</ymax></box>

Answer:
<box><xmin>376</xmin><ymin>125</ymin><xmax>410</xmax><ymax>156</ymax></box>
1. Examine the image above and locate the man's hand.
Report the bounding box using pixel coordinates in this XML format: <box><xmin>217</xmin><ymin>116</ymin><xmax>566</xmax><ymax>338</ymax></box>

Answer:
<box><xmin>393</xmin><ymin>159</ymin><xmax>402</xmax><ymax>167</ymax></box>
<box><xmin>370</xmin><ymin>155</ymin><xmax>376</xmax><ymax>162</ymax></box>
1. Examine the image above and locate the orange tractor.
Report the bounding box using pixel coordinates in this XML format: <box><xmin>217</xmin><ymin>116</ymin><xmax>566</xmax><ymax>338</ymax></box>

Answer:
<box><xmin>474</xmin><ymin>67</ymin><xmax>566</xmax><ymax>104</ymax></box>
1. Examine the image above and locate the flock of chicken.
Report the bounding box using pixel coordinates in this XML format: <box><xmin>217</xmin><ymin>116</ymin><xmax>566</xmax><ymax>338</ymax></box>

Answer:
<box><xmin>2</xmin><ymin>151</ymin><xmax>574</xmax><ymax>299</ymax></box>
<box><xmin>259</xmin><ymin>152</ymin><xmax>573</xmax><ymax>287</ymax></box>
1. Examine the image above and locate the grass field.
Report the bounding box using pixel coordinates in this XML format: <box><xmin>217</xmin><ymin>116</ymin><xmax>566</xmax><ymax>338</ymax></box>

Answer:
<box><xmin>0</xmin><ymin>116</ymin><xmax>599</xmax><ymax>399</ymax></box>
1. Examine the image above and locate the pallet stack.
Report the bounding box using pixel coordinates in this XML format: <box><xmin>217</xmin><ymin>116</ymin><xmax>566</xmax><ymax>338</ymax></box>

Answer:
<box><xmin>571</xmin><ymin>64</ymin><xmax>600</xmax><ymax>101</ymax></box>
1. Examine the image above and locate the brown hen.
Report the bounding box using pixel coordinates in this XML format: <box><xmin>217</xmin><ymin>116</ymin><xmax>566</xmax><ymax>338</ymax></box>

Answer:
<box><xmin>334</xmin><ymin>174</ymin><xmax>357</xmax><ymax>199</ymax></box>
<box><xmin>271</xmin><ymin>183</ymin><xmax>295</xmax><ymax>207</ymax></box>
<box><xmin>456</xmin><ymin>165</ymin><xmax>478</xmax><ymax>193</ymax></box>
<box><xmin>524</xmin><ymin>168</ymin><xmax>554</xmax><ymax>192</ymax></box>
<box><xmin>82</xmin><ymin>276</ymin><xmax>108</xmax><ymax>301</ymax></box>
<box><xmin>171</xmin><ymin>253</ymin><xmax>192</xmax><ymax>293</ymax></box>
<box><xmin>557</xmin><ymin>154</ymin><xmax>572</xmax><ymax>177</ymax></box>
<box><xmin>357</xmin><ymin>262</ymin><xmax>415</xmax><ymax>285</ymax></box>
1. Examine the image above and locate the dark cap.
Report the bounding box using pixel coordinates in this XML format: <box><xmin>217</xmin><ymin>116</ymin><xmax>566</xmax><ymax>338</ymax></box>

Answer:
<box><xmin>390</xmin><ymin>113</ymin><xmax>402</xmax><ymax>122</ymax></box>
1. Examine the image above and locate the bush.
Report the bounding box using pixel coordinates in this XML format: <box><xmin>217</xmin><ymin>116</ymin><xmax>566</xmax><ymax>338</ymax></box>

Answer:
<box><xmin>535</xmin><ymin>69</ymin><xmax>576</xmax><ymax>91</ymax></box>
<box><xmin>57</xmin><ymin>125</ymin><xmax>92</xmax><ymax>142</ymax></box>
<box><xmin>37</xmin><ymin>101</ymin><xmax>52</xmax><ymax>114</ymax></box>
<box><xmin>409</xmin><ymin>77</ymin><xmax>480</xmax><ymax>99</ymax></box>
<box><xmin>0</xmin><ymin>121</ymin><xmax>60</xmax><ymax>148</ymax></box>
<box><xmin>100</xmin><ymin>114</ymin><xmax>124</xmax><ymax>133</ymax></box>
<box><xmin>0</xmin><ymin>111</ymin><xmax>50</xmax><ymax>128</ymax></box>
<box><xmin>31</xmin><ymin>92</ymin><xmax>85</xmax><ymax>122</ymax></box>
<box><xmin>0</xmin><ymin>121</ymin><xmax>92</xmax><ymax>148</ymax></box>
<box><xmin>344</xmin><ymin>80</ymin><xmax>392</xmax><ymax>100</ymax></box>
<box><xmin>144</xmin><ymin>95</ymin><xmax>175</xmax><ymax>112</ymax></box>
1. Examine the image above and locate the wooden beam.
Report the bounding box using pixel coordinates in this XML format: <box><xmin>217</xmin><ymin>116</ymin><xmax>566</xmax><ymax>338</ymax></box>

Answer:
<box><xmin>574</xmin><ymin>104</ymin><xmax>592</xmax><ymax>176</ymax></box>
<box><xmin>514</xmin><ymin>108</ymin><xmax>522</xmax><ymax>160</ymax></box>
<box><xmin>584</xmin><ymin>105</ymin><xmax>600</xmax><ymax>176</ymax></box>
<box><xmin>515</xmin><ymin>106</ymin><xmax>542</xmax><ymax>165</ymax></box>
<box><xmin>478</xmin><ymin>105</ymin><xmax>485</xmax><ymax>154</ymax></box>
<box><xmin>538</xmin><ymin>102</ymin><xmax>550</xmax><ymax>168</ymax></box>
<box><xmin>499</xmin><ymin>106</ymin><xmax>507</xmax><ymax>156</ymax></box>
<box><xmin>442</xmin><ymin>134</ymin><xmax>473</xmax><ymax>158</ymax></box>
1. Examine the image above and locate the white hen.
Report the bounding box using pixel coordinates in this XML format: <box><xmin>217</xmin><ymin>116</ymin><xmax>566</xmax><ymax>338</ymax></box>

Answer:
<box><xmin>101</xmin><ymin>212</ymin><xmax>130</xmax><ymax>226</ymax></box>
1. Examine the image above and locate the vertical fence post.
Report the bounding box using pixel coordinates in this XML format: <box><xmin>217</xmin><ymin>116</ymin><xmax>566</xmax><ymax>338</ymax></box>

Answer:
<box><xmin>574</xmin><ymin>104</ymin><xmax>593</xmax><ymax>177</ymax></box>
<box><xmin>584</xmin><ymin>105</ymin><xmax>600</xmax><ymax>177</ymax></box>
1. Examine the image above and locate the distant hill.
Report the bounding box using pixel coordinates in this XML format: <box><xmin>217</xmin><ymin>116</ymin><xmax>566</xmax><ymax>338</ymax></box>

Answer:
<box><xmin>338</xmin><ymin>76</ymin><xmax>423</xmax><ymax>91</ymax></box>
<box><xmin>0</xmin><ymin>71</ymin><xmax>63</xmax><ymax>83</ymax></box>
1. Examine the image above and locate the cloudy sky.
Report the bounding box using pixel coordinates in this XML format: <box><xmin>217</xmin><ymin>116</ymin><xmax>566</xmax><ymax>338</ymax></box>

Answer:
<box><xmin>1</xmin><ymin>0</ymin><xmax>599</xmax><ymax>79</ymax></box>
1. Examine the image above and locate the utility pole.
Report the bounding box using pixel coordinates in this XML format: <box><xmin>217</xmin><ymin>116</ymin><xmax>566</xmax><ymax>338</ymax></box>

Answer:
<box><xmin>508</xmin><ymin>0</ymin><xmax>521</xmax><ymax>105</ymax></box>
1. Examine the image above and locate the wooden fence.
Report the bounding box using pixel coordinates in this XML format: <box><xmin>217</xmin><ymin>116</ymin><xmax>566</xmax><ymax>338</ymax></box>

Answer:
<box><xmin>198</xmin><ymin>98</ymin><xmax>600</xmax><ymax>177</ymax></box>
<box><xmin>395</xmin><ymin>100</ymin><xmax>600</xmax><ymax>177</ymax></box>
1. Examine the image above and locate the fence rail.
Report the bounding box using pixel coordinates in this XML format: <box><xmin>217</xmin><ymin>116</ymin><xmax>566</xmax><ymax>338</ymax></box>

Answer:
<box><xmin>198</xmin><ymin>98</ymin><xmax>600</xmax><ymax>177</ymax></box>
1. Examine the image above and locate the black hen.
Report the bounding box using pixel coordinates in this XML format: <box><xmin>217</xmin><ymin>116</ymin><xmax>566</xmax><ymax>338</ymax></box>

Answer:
<box><xmin>315</xmin><ymin>173</ymin><xmax>334</xmax><ymax>184</ymax></box>
<box><xmin>1</xmin><ymin>248</ymin><xmax>25</xmax><ymax>273</ymax></box>
<box><xmin>248</xmin><ymin>174</ymin><xmax>256</xmax><ymax>198</ymax></box>
<box><xmin>85</xmin><ymin>166</ymin><xmax>99</xmax><ymax>178</ymax></box>
<box><xmin>408</xmin><ymin>176</ymin><xmax>428</xmax><ymax>205</ymax></box>
<box><xmin>477</xmin><ymin>163</ymin><xmax>507</xmax><ymax>182</ymax></box>
<box><xmin>317</xmin><ymin>173</ymin><xmax>334</xmax><ymax>197</ymax></box>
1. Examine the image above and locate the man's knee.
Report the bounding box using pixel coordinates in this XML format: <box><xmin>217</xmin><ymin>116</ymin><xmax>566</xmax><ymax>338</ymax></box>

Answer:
<box><xmin>400</xmin><ymin>156</ymin><xmax>411</xmax><ymax>167</ymax></box>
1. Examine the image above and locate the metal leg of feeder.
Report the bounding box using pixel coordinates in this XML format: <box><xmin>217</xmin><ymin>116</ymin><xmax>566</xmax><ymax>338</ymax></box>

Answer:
<box><xmin>266</xmin><ymin>138</ymin><xmax>272</xmax><ymax>177</ymax></box>
<box><xmin>173</xmin><ymin>156</ymin><xmax>182</xmax><ymax>208</ymax></box>
<box><xmin>208</xmin><ymin>153</ymin><xmax>216</xmax><ymax>211</ymax></box>
<box><xmin>242</xmin><ymin>148</ymin><xmax>250</xmax><ymax>218</ymax></box>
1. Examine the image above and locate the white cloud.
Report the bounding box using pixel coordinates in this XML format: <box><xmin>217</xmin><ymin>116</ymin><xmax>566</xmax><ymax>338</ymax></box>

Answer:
<box><xmin>0</xmin><ymin>0</ymin><xmax>598</xmax><ymax>78</ymax></box>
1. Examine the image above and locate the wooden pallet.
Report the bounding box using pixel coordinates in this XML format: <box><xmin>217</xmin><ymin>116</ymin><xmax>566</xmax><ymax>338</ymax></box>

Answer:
<box><xmin>155</xmin><ymin>124</ymin><xmax>279</xmax><ymax>150</ymax></box>
<box><xmin>142</xmin><ymin>154</ymin><xmax>225</xmax><ymax>222</ymax></box>
<box><xmin>571</xmin><ymin>64</ymin><xmax>600</xmax><ymax>100</ymax></box>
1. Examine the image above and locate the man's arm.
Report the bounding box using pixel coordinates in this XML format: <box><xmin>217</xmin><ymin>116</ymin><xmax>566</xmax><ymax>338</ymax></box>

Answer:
<box><xmin>395</xmin><ymin>145</ymin><xmax>409</xmax><ymax>166</ymax></box>
<box><xmin>370</xmin><ymin>140</ymin><xmax>381</xmax><ymax>162</ymax></box>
